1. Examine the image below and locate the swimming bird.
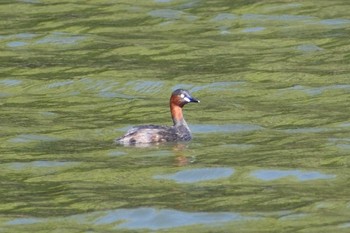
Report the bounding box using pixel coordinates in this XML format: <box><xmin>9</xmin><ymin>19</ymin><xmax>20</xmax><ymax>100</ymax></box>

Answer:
<box><xmin>115</xmin><ymin>89</ymin><xmax>199</xmax><ymax>145</ymax></box>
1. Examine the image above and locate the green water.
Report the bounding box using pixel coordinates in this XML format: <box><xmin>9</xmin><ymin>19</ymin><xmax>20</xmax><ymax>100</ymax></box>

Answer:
<box><xmin>1</xmin><ymin>0</ymin><xmax>349</xmax><ymax>232</ymax></box>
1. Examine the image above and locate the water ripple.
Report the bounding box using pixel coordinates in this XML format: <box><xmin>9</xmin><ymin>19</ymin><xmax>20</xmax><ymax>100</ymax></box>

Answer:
<box><xmin>280</xmin><ymin>84</ymin><xmax>350</xmax><ymax>96</ymax></box>
<box><xmin>320</xmin><ymin>19</ymin><xmax>350</xmax><ymax>26</ymax></box>
<box><xmin>8</xmin><ymin>134</ymin><xmax>59</xmax><ymax>143</ymax></box>
<box><xmin>5</xmin><ymin>161</ymin><xmax>78</xmax><ymax>170</ymax></box>
<box><xmin>148</xmin><ymin>9</ymin><xmax>184</xmax><ymax>19</ymax></box>
<box><xmin>211</xmin><ymin>13</ymin><xmax>237</xmax><ymax>22</ymax></box>
<box><xmin>242</xmin><ymin>27</ymin><xmax>266</xmax><ymax>33</ymax></box>
<box><xmin>35</xmin><ymin>32</ymin><xmax>86</xmax><ymax>45</ymax></box>
<box><xmin>242</xmin><ymin>14</ymin><xmax>315</xmax><ymax>22</ymax></box>
<box><xmin>0</xmin><ymin>79</ymin><xmax>22</xmax><ymax>86</ymax></box>
<box><xmin>6</xmin><ymin>218</ymin><xmax>41</xmax><ymax>225</ymax></box>
<box><xmin>7</xmin><ymin>41</ymin><xmax>28</xmax><ymax>47</ymax></box>
<box><xmin>296</xmin><ymin>44</ymin><xmax>323</xmax><ymax>52</ymax></box>
<box><xmin>251</xmin><ymin>169</ymin><xmax>336</xmax><ymax>181</ymax></box>
<box><xmin>191</xmin><ymin>124</ymin><xmax>263</xmax><ymax>134</ymax></box>
<box><xmin>154</xmin><ymin>167</ymin><xmax>234</xmax><ymax>183</ymax></box>
<box><xmin>94</xmin><ymin>207</ymin><xmax>242</xmax><ymax>230</ymax></box>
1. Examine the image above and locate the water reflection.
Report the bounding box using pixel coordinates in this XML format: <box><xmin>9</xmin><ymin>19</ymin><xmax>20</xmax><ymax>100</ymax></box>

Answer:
<box><xmin>47</xmin><ymin>80</ymin><xmax>74</xmax><ymax>88</ymax></box>
<box><xmin>211</xmin><ymin>13</ymin><xmax>237</xmax><ymax>22</ymax></box>
<box><xmin>35</xmin><ymin>32</ymin><xmax>86</xmax><ymax>45</ymax></box>
<box><xmin>296</xmin><ymin>44</ymin><xmax>323</xmax><ymax>52</ymax></box>
<box><xmin>280</xmin><ymin>84</ymin><xmax>350</xmax><ymax>96</ymax></box>
<box><xmin>328</xmin><ymin>137</ymin><xmax>350</xmax><ymax>147</ymax></box>
<box><xmin>242</xmin><ymin>14</ymin><xmax>315</xmax><ymax>22</ymax></box>
<box><xmin>5</xmin><ymin>161</ymin><xmax>78</xmax><ymax>170</ymax></box>
<box><xmin>126</xmin><ymin>80</ymin><xmax>164</xmax><ymax>93</ymax></box>
<box><xmin>320</xmin><ymin>19</ymin><xmax>350</xmax><ymax>26</ymax></box>
<box><xmin>174</xmin><ymin>81</ymin><xmax>244</xmax><ymax>92</ymax></box>
<box><xmin>6</xmin><ymin>218</ymin><xmax>41</xmax><ymax>225</ymax></box>
<box><xmin>191</xmin><ymin>124</ymin><xmax>263</xmax><ymax>134</ymax></box>
<box><xmin>95</xmin><ymin>207</ymin><xmax>242</xmax><ymax>230</ymax></box>
<box><xmin>8</xmin><ymin>134</ymin><xmax>59</xmax><ymax>143</ymax></box>
<box><xmin>339</xmin><ymin>222</ymin><xmax>350</xmax><ymax>229</ymax></box>
<box><xmin>0</xmin><ymin>79</ymin><xmax>22</xmax><ymax>86</ymax></box>
<box><xmin>7</xmin><ymin>41</ymin><xmax>28</xmax><ymax>47</ymax></box>
<box><xmin>242</xmin><ymin>27</ymin><xmax>266</xmax><ymax>33</ymax></box>
<box><xmin>252</xmin><ymin>169</ymin><xmax>335</xmax><ymax>181</ymax></box>
<box><xmin>5</xmin><ymin>32</ymin><xmax>85</xmax><ymax>48</ymax></box>
<box><xmin>154</xmin><ymin>167</ymin><xmax>234</xmax><ymax>183</ymax></box>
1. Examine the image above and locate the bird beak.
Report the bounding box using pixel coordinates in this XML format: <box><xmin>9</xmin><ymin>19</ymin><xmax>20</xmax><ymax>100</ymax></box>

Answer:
<box><xmin>188</xmin><ymin>96</ymin><xmax>199</xmax><ymax>103</ymax></box>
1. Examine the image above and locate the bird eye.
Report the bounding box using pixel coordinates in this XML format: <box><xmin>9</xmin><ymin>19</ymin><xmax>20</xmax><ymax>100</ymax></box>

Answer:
<box><xmin>180</xmin><ymin>94</ymin><xmax>185</xmax><ymax>98</ymax></box>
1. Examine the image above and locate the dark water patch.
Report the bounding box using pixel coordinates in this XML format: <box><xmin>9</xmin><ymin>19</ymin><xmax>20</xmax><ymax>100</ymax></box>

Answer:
<box><xmin>251</xmin><ymin>169</ymin><xmax>336</xmax><ymax>181</ymax></box>
<box><xmin>154</xmin><ymin>167</ymin><xmax>234</xmax><ymax>183</ymax></box>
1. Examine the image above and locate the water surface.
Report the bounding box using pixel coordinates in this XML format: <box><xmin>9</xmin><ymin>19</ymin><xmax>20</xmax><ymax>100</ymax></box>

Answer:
<box><xmin>1</xmin><ymin>0</ymin><xmax>349</xmax><ymax>232</ymax></box>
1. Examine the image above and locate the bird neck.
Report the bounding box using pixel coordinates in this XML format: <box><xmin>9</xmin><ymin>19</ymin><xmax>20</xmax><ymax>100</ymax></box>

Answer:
<box><xmin>170</xmin><ymin>103</ymin><xmax>187</xmax><ymax>126</ymax></box>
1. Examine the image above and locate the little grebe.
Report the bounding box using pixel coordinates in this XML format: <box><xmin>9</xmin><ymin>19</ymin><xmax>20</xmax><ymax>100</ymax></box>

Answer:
<box><xmin>115</xmin><ymin>89</ymin><xmax>199</xmax><ymax>145</ymax></box>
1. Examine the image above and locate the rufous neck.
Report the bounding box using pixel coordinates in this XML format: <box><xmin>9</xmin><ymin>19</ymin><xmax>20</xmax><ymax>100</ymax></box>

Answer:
<box><xmin>170</xmin><ymin>103</ymin><xmax>186</xmax><ymax>126</ymax></box>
